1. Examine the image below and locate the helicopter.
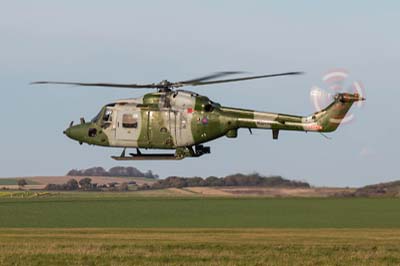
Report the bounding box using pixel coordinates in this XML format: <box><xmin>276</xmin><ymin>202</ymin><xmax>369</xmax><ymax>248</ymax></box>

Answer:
<box><xmin>32</xmin><ymin>71</ymin><xmax>365</xmax><ymax>160</ymax></box>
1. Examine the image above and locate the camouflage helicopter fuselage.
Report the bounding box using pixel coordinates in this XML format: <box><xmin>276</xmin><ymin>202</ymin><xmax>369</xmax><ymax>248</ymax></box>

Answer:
<box><xmin>64</xmin><ymin>90</ymin><xmax>364</xmax><ymax>160</ymax></box>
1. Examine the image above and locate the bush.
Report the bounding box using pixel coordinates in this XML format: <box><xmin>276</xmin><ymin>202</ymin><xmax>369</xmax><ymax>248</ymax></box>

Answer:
<box><xmin>45</xmin><ymin>179</ymin><xmax>80</xmax><ymax>191</ymax></box>
<box><xmin>17</xmin><ymin>179</ymin><xmax>28</xmax><ymax>187</ymax></box>
<box><xmin>66</xmin><ymin>179</ymin><xmax>79</xmax><ymax>190</ymax></box>
<box><xmin>79</xmin><ymin>178</ymin><xmax>92</xmax><ymax>190</ymax></box>
<box><xmin>138</xmin><ymin>183</ymin><xmax>151</xmax><ymax>190</ymax></box>
<box><xmin>119</xmin><ymin>182</ymin><xmax>129</xmax><ymax>191</ymax></box>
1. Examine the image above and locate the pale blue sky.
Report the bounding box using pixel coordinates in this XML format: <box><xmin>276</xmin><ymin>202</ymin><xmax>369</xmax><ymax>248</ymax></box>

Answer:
<box><xmin>1</xmin><ymin>1</ymin><xmax>399</xmax><ymax>186</ymax></box>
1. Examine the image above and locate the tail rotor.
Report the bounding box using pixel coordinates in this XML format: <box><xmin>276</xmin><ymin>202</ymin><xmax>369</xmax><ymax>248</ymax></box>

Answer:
<box><xmin>310</xmin><ymin>69</ymin><xmax>366</xmax><ymax>125</ymax></box>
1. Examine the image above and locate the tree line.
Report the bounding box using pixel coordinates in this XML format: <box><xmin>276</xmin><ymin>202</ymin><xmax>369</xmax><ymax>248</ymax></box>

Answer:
<box><xmin>67</xmin><ymin>166</ymin><xmax>158</xmax><ymax>179</ymax></box>
<box><xmin>139</xmin><ymin>173</ymin><xmax>310</xmax><ymax>190</ymax></box>
<box><xmin>43</xmin><ymin>173</ymin><xmax>309</xmax><ymax>192</ymax></box>
<box><xmin>45</xmin><ymin>177</ymin><xmax>130</xmax><ymax>191</ymax></box>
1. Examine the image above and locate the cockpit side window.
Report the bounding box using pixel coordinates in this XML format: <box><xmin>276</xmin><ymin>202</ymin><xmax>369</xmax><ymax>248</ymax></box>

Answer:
<box><xmin>122</xmin><ymin>114</ymin><xmax>138</xmax><ymax>128</ymax></box>
<box><xmin>103</xmin><ymin>108</ymin><xmax>113</xmax><ymax>122</ymax></box>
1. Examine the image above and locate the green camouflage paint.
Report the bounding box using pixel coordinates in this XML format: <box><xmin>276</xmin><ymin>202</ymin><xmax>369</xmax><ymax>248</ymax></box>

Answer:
<box><xmin>64</xmin><ymin>122</ymin><xmax>110</xmax><ymax>146</ymax></box>
<box><xmin>64</xmin><ymin>91</ymin><xmax>364</xmax><ymax>157</ymax></box>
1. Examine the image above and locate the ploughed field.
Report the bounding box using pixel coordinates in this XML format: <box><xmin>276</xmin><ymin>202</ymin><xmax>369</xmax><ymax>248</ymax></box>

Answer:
<box><xmin>1</xmin><ymin>194</ymin><xmax>400</xmax><ymax>265</ymax></box>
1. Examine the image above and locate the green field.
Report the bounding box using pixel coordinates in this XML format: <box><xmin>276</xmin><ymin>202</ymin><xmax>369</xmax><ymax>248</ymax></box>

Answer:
<box><xmin>1</xmin><ymin>193</ymin><xmax>400</xmax><ymax>265</ymax></box>
<box><xmin>0</xmin><ymin>178</ymin><xmax>38</xmax><ymax>185</ymax></box>
<box><xmin>0</xmin><ymin>195</ymin><xmax>400</xmax><ymax>228</ymax></box>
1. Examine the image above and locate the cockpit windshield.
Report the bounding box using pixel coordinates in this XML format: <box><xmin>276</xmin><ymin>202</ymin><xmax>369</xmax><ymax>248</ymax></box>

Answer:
<box><xmin>91</xmin><ymin>109</ymin><xmax>103</xmax><ymax>123</ymax></box>
<box><xmin>91</xmin><ymin>104</ymin><xmax>115</xmax><ymax>123</ymax></box>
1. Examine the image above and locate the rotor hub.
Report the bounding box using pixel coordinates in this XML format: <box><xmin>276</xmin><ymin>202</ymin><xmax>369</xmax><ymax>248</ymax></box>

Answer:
<box><xmin>159</xmin><ymin>80</ymin><xmax>170</xmax><ymax>87</ymax></box>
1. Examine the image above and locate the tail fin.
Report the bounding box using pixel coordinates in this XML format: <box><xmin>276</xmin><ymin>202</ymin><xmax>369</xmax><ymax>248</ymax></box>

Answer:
<box><xmin>311</xmin><ymin>93</ymin><xmax>365</xmax><ymax>132</ymax></box>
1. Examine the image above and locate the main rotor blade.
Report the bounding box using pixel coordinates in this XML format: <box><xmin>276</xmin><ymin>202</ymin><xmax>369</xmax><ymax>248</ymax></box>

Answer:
<box><xmin>176</xmin><ymin>71</ymin><xmax>245</xmax><ymax>85</ymax></box>
<box><xmin>31</xmin><ymin>71</ymin><xmax>304</xmax><ymax>90</ymax></box>
<box><xmin>30</xmin><ymin>81</ymin><xmax>159</xmax><ymax>89</ymax></box>
<box><xmin>187</xmin><ymin>71</ymin><xmax>304</xmax><ymax>86</ymax></box>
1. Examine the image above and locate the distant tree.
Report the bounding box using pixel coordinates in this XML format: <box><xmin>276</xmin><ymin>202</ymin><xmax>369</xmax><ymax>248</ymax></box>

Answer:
<box><xmin>186</xmin><ymin>177</ymin><xmax>206</xmax><ymax>187</ymax></box>
<box><xmin>143</xmin><ymin>170</ymin><xmax>159</xmax><ymax>179</ymax></box>
<box><xmin>109</xmin><ymin>166</ymin><xmax>140</xmax><ymax>177</ymax></box>
<box><xmin>67</xmin><ymin>166</ymin><xmax>159</xmax><ymax>178</ymax></box>
<box><xmin>108</xmin><ymin>182</ymin><xmax>118</xmax><ymax>188</ymax></box>
<box><xmin>79</xmin><ymin>177</ymin><xmax>92</xmax><ymax>190</ymax></box>
<box><xmin>83</xmin><ymin>167</ymin><xmax>108</xmax><ymax>176</ymax></box>
<box><xmin>66</xmin><ymin>169</ymin><xmax>80</xmax><ymax>176</ymax></box>
<box><xmin>205</xmin><ymin>176</ymin><xmax>224</xmax><ymax>186</ymax></box>
<box><xmin>65</xmin><ymin>179</ymin><xmax>79</xmax><ymax>190</ymax></box>
<box><xmin>145</xmin><ymin>174</ymin><xmax>310</xmax><ymax>190</ymax></box>
<box><xmin>223</xmin><ymin>175</ymin><xmax>238</xmax><ymax>186</ymax></box>
<box><xmin>44</xmin><ymin>179</ymin><xmax>79</xmax><ymax>191</ymax></box>
<box><xmin>67</xmin><ymin>167</ymin><xmax>108</xmax><ymax>177</ymax></box>
<box><xmin>17</xmin><ymin>179</ymin><xmax>28</xmax><ymax>188</ymax></box>
<box><xmin>165</xmin><ymin>176</ymin><xmax>187</xmax><ymax>188</ymax></box>
<box><xmin>119</xmin><ymin>182</ymin><xmax>129</xmax><ymax>191</ymax></box>
<box><xmin>139</xmin><ymin>183</ymin><xmax>150</xmax><ymax>190</ymax></box>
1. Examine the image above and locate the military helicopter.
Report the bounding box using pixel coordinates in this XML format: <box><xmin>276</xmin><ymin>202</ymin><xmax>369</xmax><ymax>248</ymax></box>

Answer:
<box><xmin>32</xmin><ymin>71</ymin><xmax>365</xmax><ymax>160</ymax></box>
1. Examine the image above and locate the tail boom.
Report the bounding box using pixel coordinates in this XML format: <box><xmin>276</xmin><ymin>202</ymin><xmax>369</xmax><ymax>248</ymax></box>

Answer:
<box><xmin>221</xmin><ymin>92</ymin><xmax>365</xmax><ymax>135</ymax></box>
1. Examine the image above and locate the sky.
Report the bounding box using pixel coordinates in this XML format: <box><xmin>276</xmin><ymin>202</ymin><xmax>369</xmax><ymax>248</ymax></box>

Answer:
<box><xmin>0</xmin><ymin>1</ymin><xmax>399</xmax><ymax>186</ymax></box>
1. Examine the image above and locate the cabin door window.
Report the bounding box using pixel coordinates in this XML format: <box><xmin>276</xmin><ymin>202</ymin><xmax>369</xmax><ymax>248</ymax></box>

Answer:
<box><xmin>116</xmin><ymin>111</ymin><xmax>140</xmax><ymax>141</ymax></box>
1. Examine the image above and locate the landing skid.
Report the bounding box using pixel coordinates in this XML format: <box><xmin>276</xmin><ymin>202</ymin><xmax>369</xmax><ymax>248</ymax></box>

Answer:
<box><xmin>112</xmin><ymin>153</ymin><xmax>182</xmax><ymax>161</ymax></box>
<box><xmin>111</xmin><ymin>146</ymin><xmax>211</xmax><ymax>161</ymax></box>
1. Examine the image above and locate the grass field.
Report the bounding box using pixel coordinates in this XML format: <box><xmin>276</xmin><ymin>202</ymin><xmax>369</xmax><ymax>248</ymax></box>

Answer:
<box><xmin>1</xmin><ymin>228</ymin><xmax>400</xmax><ymax>265</ymax></box>
<box><xmin>1</xmin><ymin>193</ymin><xmax>400</xmax><ymax>265</ymax></box>
<box><xmin>0</xmin><ymin>195</ymin><xmax>400</xmax><ymax>228</ymax></box>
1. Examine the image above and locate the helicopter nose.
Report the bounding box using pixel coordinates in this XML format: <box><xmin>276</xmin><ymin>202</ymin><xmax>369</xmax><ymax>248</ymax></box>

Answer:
<box><xmin>64</xmin><ymin>124</ymin><xmax>84</xmax><ymax>142</ymax></box>
<box><xmin>64</xmin><ymin>126</ymin><xmax>76</xmax><ymax>139</ymax></box>
<box><xmin>64</xmin><ymin>121</ymin><xmax>74</xmax><ymax>136</ymax></box>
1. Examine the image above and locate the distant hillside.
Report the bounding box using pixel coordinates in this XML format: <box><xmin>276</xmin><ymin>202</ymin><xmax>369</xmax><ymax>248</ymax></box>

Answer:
<box><xmin>67</xmin><ymin>166</ymin><xmax>158</xmax><ymax>179</ymax></box>
<box><xmin>352</xmin><ymin>180</ymin><xmax>400</xmax><ymax>197</ymax></box>
<box><xmin>6</xmin><ymin>171</ymin><xmax>400</xmax><ymax>198</ymax></box>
